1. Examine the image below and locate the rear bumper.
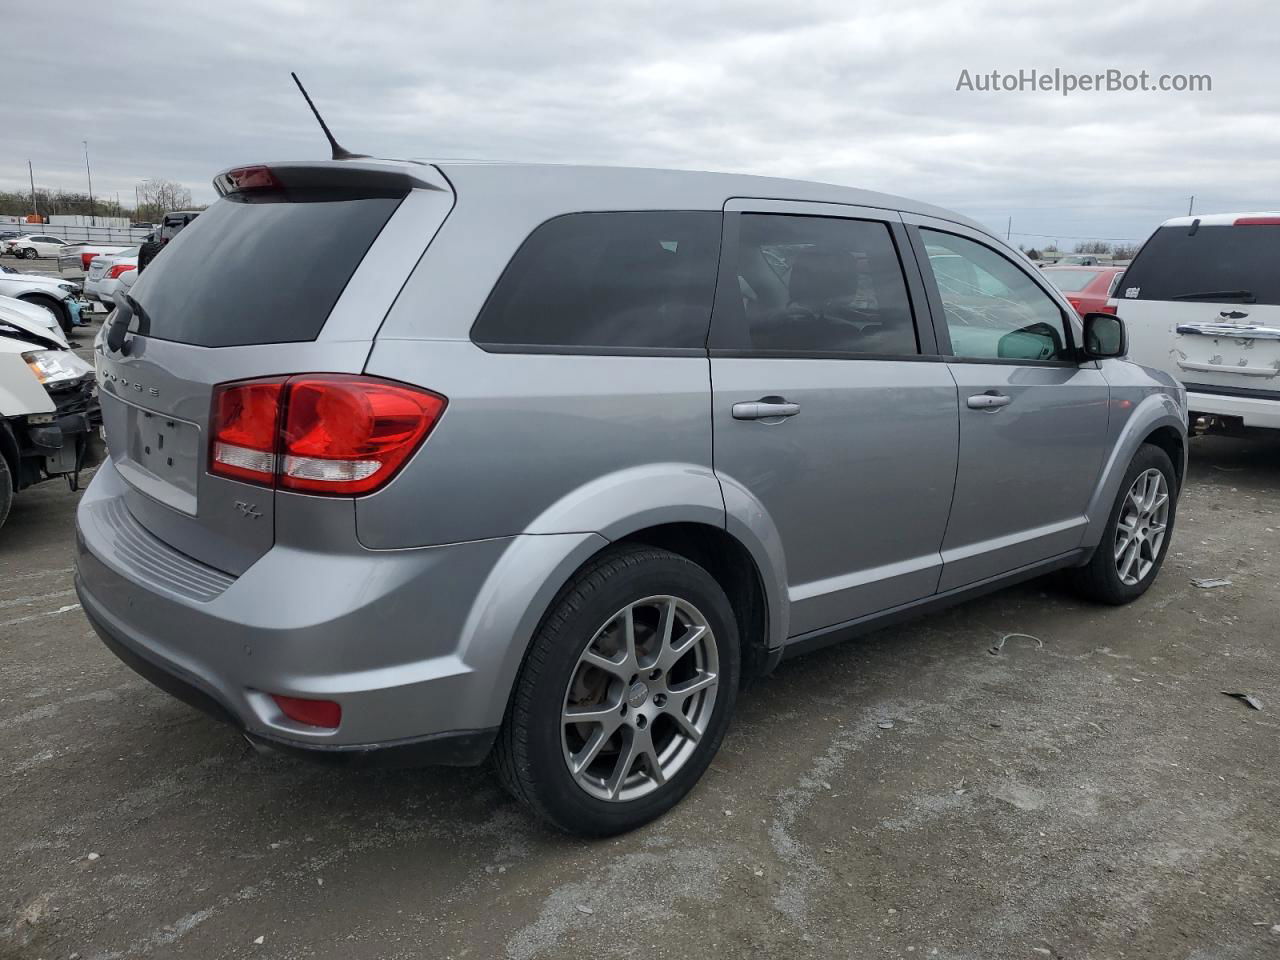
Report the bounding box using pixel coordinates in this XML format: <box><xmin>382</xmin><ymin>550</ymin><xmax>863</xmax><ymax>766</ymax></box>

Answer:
<box><xmin>74</xmin><ymin>459</ymin><xmax>601</xmax><ymax>764</ymax></box>
<box><xmin>81</xmin><ymin>598</ymin><xmax>497</xmax><ymax>767</ymax></box>
<box><xmin>1187</xmin><ymin>389</ymin><xmax>1280</xmax><ymax>429</ymax></box>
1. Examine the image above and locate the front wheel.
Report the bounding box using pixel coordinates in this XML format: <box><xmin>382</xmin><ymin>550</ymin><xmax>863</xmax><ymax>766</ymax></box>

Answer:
<box><xmin>495</xmin><ymin>546</ymin><xmax>740</xmax><ymax>836</ymax></box>
<box><xmin>0</xmin><ymin>454</ymin><xmax>13</xmax><ymax>531</ymax></box>
<box><xmin>1071</xmin><ymin>444</ymin><xmax>1177</xmax><ymax>604</ymax></box>
<box><xmin>21</xmin><ymin>247</ymin><xmax>37</xmax><ymax>260</ymax></box>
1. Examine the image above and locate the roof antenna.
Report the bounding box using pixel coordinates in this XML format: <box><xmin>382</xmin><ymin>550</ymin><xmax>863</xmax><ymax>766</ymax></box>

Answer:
<box><xmin>291</xmin><ymin>71</ymin><xmax>367</xmax><ymax>160</ymax></box>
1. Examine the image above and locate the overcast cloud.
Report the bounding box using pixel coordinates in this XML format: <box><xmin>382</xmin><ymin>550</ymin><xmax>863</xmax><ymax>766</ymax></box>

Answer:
<box><xmin>6</xmin><ymin>0</ymin><xmax>1278</xmax><ymax>245</ymax></box>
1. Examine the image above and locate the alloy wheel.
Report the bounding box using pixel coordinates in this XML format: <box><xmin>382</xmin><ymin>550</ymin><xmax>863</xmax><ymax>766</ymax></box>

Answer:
<box><xmin>1114</xmin><ymin>467</ymin><xmax>1170</xmax><ymax>586</ymax></box>
<box><xmin>561</xmin><ymin>595</ymin><xmax>719</xmax><ymax>802</ymax></box>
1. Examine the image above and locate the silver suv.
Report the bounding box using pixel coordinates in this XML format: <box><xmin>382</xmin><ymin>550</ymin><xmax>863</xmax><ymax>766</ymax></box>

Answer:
<box><xmin>76</xmin><ymin>160</ymin><xmax>1186</xmax><ymax>835</ymax></box>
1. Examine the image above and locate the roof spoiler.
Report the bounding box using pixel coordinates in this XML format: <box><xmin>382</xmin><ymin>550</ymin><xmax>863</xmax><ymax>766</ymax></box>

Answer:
<box><xmin>212</xmin><ymin>161</ymin><xmax>447</xmax><ymax>199</ymax></box>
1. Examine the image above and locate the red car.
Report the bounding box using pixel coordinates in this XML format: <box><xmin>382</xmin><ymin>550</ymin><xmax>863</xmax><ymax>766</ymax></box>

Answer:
<box><xmin>1041</xmin><ymin>265</ymin><xmax>1125</xmax><ymax>317</ymax></box>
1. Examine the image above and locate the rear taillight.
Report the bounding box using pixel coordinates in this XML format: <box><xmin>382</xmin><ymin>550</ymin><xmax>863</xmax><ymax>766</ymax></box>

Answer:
<box><xmin>209</xmin><ymin>375</ymin><xmax>445</xmax><ymax>495</ymax></box>
<box><xmin>1099</xmin><ymin>304</ymin><xmax>1118</xmax><ymax>315</ymax></box>
<box><xmin>211</xmin><ymin>379</ymin><xmax>284</xmax><ymax>485</ymax></box>
<box><xmin>81</xmin><ymin>252</ymin><xmax>97</xmax><ymax>270</ymax></box>
<box><xmin>106</xmin><ymin>263</ymin><xmax>136</xmax><ymax>279</ymax></box>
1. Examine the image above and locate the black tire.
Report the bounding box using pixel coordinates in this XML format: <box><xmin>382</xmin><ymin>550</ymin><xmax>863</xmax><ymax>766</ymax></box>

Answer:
<box><xmin>495</xmin><ymin>546</ymin><xmax>740</xmax><ymax>836</ymax></box>
<box><xmin>21</xmin><ymin>247</ymin><xmax>37</xmax><ymax>260</ymax></box>
<box><xmin>1070</xmin><ymin>444</ymin><xmax>1178</xmax><ymax>605</ymax></box>
<box><xmin>0</xmin><ymin>454</ymin><xmax>13</xmax><ymax>532</ymax></box>
<box><xmin>18</xmin><ymin>294</ymin><xmax>71</xmax><ymax>335</ymax></box>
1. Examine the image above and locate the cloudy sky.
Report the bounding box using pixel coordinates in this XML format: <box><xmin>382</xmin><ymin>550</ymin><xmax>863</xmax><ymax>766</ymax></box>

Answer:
<box><xmin>7</xmin><ymin>0</ymin><xmax>1278</xmax><ymax>246</ymax></box>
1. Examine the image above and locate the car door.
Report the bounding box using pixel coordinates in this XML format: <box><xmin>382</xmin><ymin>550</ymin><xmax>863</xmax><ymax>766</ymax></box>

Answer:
<box><xmin>710</xmin><ymin>201</ymin><xmax>960</xmax><ymax>639</ymax></box>
<box><xmin>904</xmin><ymin>217</ymin><xmax>1110</xmax><ymax>591</ymax></box>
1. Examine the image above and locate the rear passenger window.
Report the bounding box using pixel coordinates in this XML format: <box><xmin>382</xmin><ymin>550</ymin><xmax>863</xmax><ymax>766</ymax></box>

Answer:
<box><xmin>472</xmin><ymin>211</ymin><xmax>721</xmax><ymax>351</ymax></box>
<box><xmin>716</xmin><ymin>214</ymin><xmax>919</xmax><ymax>356</ymax></box>
<box><xmin>921</xmin><ymin>229</ymin><xmax>1072</xmax><ymax>362</ymax></box>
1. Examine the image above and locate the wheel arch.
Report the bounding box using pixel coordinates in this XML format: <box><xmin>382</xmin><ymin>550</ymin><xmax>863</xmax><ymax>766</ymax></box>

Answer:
<box><xmin>1142</xmin><ymin>424</ymin><xmax>1185</xmax><ymax>490</ymax></box>
<box><xmin>613</xmin><ymin>522</ymin><xmax>775</xmax><ymax>682</ymax></box>
<box><xmin>1081</xmin><ymin>392</ymin><xmax>1187</xmax><ymax>550</ymax></box>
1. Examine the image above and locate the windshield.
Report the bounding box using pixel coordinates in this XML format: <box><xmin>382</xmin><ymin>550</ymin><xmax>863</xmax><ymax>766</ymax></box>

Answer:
<box><xmin>1119</xmin><ymin>224</ymin><xmax>1280</xmax><ymax>305</ymax></box>
<box><xmin>130</xmin><ymin>193</ymin><xmax>401</xmax><ymax>347</ymax></box>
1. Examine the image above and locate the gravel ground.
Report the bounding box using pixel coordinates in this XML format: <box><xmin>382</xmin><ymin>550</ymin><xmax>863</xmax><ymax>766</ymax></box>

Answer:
<box><xmin>1</xmin><ymin>361</ymin><xmax>1278</xmax><ymax>958</ymax></box>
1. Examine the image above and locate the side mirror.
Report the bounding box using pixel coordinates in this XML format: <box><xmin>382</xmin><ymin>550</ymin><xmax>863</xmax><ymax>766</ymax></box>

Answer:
<box><xmin>1081</xmin><ymin>312</ymin><xmax>1126</xmax><ymax>359</ymax></box>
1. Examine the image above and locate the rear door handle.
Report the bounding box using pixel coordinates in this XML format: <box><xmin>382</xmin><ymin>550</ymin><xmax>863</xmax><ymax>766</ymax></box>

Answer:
<box><xmin>732</xmin><ymin>398</ymin><xmax>801</xmax><ymax>421</ymax></box>
<box><xmin>967</xmin><ymin>392</ymin><xmax>1012</xmax><ymax>410</ymax></box>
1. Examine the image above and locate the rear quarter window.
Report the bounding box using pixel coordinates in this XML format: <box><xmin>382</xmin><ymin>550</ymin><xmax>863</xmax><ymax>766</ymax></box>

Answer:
<box><xmin>471</xmin><ymin>211</ymin><xmax>722</xmax><ymax>352</ymax></box>
<box><xmin>1120</xmin><ymin>224</ymin><xmax>1280</xmax><ymax>305</ymax></box>
<box><xmin>130</xmin><ymin>194</ymin><xmax>401</xmax><ymax>347</ymax></box>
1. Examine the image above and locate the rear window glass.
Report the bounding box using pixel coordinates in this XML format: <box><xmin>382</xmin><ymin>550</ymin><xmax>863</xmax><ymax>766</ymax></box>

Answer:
<box><xmin>472</xmin><ymin>211</ymin><xmax>721</xmax><ymax>351</ymax></box>
<box><xmin>1043</xmin><ymin>269</ymin><xmax>1100</xmax><ymax>292</ymax></box>
<box><xmin>1119</xmin><ymin>224</ymin><xmax>1280</xmax><ymax>305</ymax></box>
<box><xmin>130</xmin><ymin>194</ymin><xmax>400</xmax><ymax>347</ymax></box>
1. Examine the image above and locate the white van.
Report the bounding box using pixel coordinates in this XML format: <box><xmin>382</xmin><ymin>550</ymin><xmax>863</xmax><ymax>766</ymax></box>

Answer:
<box><xmin>1113</xmin><ymin>212</ymin><xmax>1280</xmax><ymax>429</ymax></box>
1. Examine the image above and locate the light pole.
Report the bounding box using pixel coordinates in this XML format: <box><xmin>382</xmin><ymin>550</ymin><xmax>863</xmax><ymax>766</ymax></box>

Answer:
<box><xmin>83</xmin><ymin>140</ymin><xmax>96</xmax><ymax>223</ymax></box>
<box><xmin>28</xmin><ymin>160</ymin><xmax>38</xmax><ymax>218</ymax></box>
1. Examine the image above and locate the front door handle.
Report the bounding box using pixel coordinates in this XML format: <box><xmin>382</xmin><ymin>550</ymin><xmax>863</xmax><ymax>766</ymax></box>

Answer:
<box><xmin>967</xmin><ymin>392</ymin><xmax>1012</xmax><ymax>410</ymax></box>
<box><xmin>732</xmin><ymin>397</ymin><xmax>801</xmax><ymax>421</ymax></box>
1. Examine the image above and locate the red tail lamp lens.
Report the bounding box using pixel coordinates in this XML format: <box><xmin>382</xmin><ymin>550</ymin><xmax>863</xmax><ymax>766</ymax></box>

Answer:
<box><xmin>271</xmin><ymin>694</ymin><xmax>341</xmax><ymax>729</ymax></box>
<box><xmin>278</xmin><ymin>376</ymin><xmax>445</xmax><ymax>495</ymax></box>
<box><xmin>106</xmin><ymin>263</ymin><xmax>136</xmax><ymax>279</ymax></box>
<box><xmin>210</xmin><ymin>380</ymin><xmax>284</xmax><ymax>485</ymax></box>
<box><xmin>208</xmin><ymin>375</ymin><xmax>445</xmax><ymax>495</ymax></box>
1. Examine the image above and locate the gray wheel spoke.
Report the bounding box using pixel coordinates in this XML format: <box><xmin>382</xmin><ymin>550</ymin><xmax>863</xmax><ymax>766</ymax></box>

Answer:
<box><xmin>565</xmin><ymin>702</ymin><xmax>621</xmax><ymax>726</ymax></box>
<box><xmin>605</xmin><ymin>729</ymin><xmax>642</xmax><ymax>799</ymax></box>
<box><xmin>669</xmin><ymin>671</ymin><xmax>718</xmax><ymax>700</ymax></box>
<box><xmin>667</xmin><ymin>706</ymin><xmax>702</xmax><ymax>743</ymax></box>
<box><xmin>582</xmin><ymin>650</ymin><xmax>630</xmax><ymax>679</ymax></box>
<box><xmin>660</xmin><ymin>623</ymin><xmax>705</xmax><ymax>670</ymax></box>
<box><xmin>570</xmin><ymin>723</ymin><xmax>615</xmax><ymax>775</ymax></box>
<box><xmin>1118</xmin><ymin>540</ymin><xmax>1139</xmax><ymax>581</ymax></box>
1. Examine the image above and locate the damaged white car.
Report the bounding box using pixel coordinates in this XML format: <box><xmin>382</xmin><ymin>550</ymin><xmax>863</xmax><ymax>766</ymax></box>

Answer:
<box><xmin>0</xmin><ymin>298</ymin><xmax>101</xmax><ymax>530</ymax></box>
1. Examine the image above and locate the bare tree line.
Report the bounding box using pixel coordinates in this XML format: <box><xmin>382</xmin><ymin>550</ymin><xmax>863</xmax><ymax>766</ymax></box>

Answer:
<box><xmin>0</xmin><ymin>178</ymin><xmax>198</xmax><ymax>223</ymax></box>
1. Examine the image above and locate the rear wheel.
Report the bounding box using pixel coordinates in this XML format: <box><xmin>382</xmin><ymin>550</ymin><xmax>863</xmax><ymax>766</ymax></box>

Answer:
<box><xmin>1071</xmin><ymin>444</ymin><xmax>1177</xmax><ymax>604</ymax></box>
<box><xmin>495</xmin><ymin>546</ymin><xmax>740</xmax><ymax>835</ymax></box>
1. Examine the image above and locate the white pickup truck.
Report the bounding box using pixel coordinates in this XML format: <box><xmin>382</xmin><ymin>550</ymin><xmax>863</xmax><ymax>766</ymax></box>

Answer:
<box><xmin>57</xmin><ymin>243</ymin><xmax>132</xmax><ymax>274</ymax></box>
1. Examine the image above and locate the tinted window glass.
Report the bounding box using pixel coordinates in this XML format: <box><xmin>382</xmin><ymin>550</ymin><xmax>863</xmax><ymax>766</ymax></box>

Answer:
<box><xmin>473</xmin><ymin>212</ymin><xmax>720</xmax><ymax>350</ymax></box>
<box><xmin>1043</xmin><ymin>269</ymin><xmax>1100</xmax><ymax>292</ymax></box>
<box><xmin>922</xmin><ymin>229</ymin><xmax>1071</xmax><ymax>362</ymax></box>
<box><xmin>130</xmin><ymin>195</ymin><xmax>399</xmax><ymax>347</ymax></box>
<box><xmin>720</xmin><ymin>214</ymin><xmax>918</xmax><ymax>355</ymax></box>
<box><xmin>1118</xmin><ymin>225</ymin><xmax>1280</xmax><ymax>305</ymax></box>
